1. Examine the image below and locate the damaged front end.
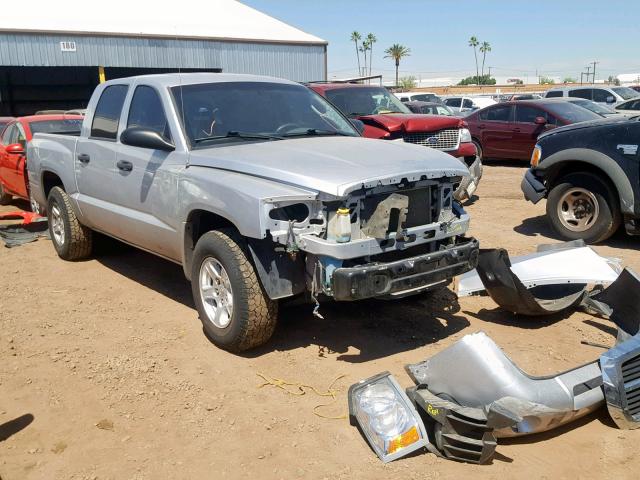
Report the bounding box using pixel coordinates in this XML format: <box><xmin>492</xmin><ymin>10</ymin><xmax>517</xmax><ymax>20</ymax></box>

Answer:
<box><xmin>263</xmin><ymin>175</ymin><xmax>479</xmax><ymax>303</ymax></box>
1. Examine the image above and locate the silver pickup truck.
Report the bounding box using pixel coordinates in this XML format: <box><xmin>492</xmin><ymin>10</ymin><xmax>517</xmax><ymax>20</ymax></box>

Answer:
<box><xmin>28</xmin><ymin>73</ymin><xmax>479</xmax><ymax>352</ymax></box>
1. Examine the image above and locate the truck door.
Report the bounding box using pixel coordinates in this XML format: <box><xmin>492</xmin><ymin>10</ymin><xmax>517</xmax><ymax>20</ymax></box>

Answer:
<box><xmin>75</xmin><ymin>84</ymin><xmax>129</xmax><ymax>234</ymax></box>
<box><xmin>112</xmin><ymin>85</ymin><xmax>182</xmax><ymax>260</ymax></box>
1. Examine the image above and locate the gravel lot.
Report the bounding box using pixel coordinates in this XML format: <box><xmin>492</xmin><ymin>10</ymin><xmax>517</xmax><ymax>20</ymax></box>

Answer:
<box><xmin>1</xmin><ymin>163</ymin><xmax>639</xmax><ymax>479</ymax></box>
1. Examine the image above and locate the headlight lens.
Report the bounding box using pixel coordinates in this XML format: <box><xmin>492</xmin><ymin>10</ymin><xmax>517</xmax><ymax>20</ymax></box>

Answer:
<box><xmin>348</xmin><ymin>372</ymin><xmax>428</xmax><ymax>462</ymax></box>
<box><xmin>459</xmin><ymin>128</ymin><xmax>472</xmax><ymax>143</ymax></box>
<box><xmin>531</xmin><ymin>144</ymin><xmax>542</xmax><ymax>167</ymax></box>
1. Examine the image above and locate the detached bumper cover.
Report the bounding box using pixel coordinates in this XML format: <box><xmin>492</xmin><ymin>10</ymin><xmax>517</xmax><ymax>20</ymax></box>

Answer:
<box><xmin>521</xmin><ymin>169</ymin><xmax>546</xmax><ymax>204</ymax></box>
<box><xmin>332</xmin><ymin>237</ymin><xmax>479</xmax><ymax>301</ymax></box>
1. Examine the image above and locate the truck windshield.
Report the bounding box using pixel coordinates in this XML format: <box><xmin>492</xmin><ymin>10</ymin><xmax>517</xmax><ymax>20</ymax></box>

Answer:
<box><xmin>171</xmin><ymin>82</ymin><xmax>359</xmax><ymax>148</ymax></box>
<box><xmin>29</xmin><ymin>118</ymin><xmax>83</xmax><ymax>135</ymax></box>
<box><xmin>325</xmin><ymin>86</ymin><xmax>412</xmax><ymax>116</ymax></box>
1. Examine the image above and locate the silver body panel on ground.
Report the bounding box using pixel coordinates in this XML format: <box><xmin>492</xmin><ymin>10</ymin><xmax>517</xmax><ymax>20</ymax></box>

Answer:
<box><xmin>406</xmin><ymin>332</ymin><xmax>604</xmax><ymax>437</ymax></box>
<box><xmin>457</xmin><ymin>245</ymin><xmax>620</xmax><ymax>297</ymax></box>
<box><xmin>601</xmin><ymin>333</ymin><xmax>640</xmax><ymax>429</ymax></box>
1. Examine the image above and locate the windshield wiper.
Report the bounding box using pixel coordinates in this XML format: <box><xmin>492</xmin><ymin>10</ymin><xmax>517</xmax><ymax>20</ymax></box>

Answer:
<box><xmin>282</xmin><ymin>128</ymin><xmax>352</xmax><ymax>137</ymax></box>
<box><xmin>194</xmin><ymin>131</ymin><xmax>284</xmax><ymax>144</ymax></box>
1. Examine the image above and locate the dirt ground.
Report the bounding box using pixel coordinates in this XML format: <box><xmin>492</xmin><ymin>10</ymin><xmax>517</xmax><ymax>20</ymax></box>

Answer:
<box><xmin>1</xmin><ymin>163</ymin><xmax>639</xmax><ymax>480</ymax></box>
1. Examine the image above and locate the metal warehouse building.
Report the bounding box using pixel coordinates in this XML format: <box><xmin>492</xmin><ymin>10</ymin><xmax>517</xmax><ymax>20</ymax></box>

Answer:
<box><xmin>0</xmin><ymin>0</ymin><xmax>327</xmax><ymax>115</ymax></box>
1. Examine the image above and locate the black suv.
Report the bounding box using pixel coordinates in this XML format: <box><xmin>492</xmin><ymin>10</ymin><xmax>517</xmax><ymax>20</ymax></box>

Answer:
<box><xmin>522</xmin><ymin>116</ymin><xmax>640</xmax><ymax>243</ymax></box>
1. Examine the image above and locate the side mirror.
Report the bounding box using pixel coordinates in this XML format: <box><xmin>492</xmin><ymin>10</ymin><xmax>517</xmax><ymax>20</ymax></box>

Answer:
<box><xmin>534</xmin><ymin>116</ymin><xmax>547</xmax><ymax>125</ymax></box>
<box><xmin>120</xmin><ymin>127</ymin><xmax>175</xmax><ymax>151</ymax></box>
<box><xmin>5</xmin><ymin>143</ymin><xmax>24</xmax><ymax>154</ymax></box>
<box><xmin>606</xmin><ymin>96</ymin><xmax>616</xmax><ymax>104</ymax></box>
<box><xmin>350</xmin><ymin>119</ymin><xmax>365</xmax><ymax>135</ymax></box>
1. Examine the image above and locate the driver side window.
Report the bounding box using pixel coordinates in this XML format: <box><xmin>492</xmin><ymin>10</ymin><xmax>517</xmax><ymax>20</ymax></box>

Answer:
<box><xmin>1</xmin><ymin>124</ymin><xmax>16</xmax><ymax>145</ymax></box>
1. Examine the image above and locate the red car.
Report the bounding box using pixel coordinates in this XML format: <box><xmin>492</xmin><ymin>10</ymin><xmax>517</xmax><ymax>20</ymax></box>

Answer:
<box><xmin>309</xmin><ymin>83</ymin><xmax>479</xmax><ymax>198</ymax></box>
<box><xmin>465</xmin><ymin>99</ymin><xmax>601</xmax><ymax>161</ymax></box>
<box><xmin>309</xmin><ymin>84</ymin><xmax>476</xmax><ymax>157</ymax></box>
<box><xmin>0</xmin><ymin>114</ymin><xmax>83</xmax><ymax>213</ymax></box>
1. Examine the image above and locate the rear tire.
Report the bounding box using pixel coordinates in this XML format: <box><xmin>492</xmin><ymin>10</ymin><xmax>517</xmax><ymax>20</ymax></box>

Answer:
<box><xmin>0</xmin><ymin>183</ymin><xmax>12</xmax><ymax>205</ymax></box>
<box><xmin>191</xmin><ymin>229</ymin><xmax>278</xmax><ymax>352</ymax></box>
<box><xmin>47</xmin><ymin>186</ymin><xmax>93</xmax><ymax>260</ymax></box>
<box><xmin>546</xmin><ymin>172</ymin><xmax>621</xmax><ymax>244</ymax></box>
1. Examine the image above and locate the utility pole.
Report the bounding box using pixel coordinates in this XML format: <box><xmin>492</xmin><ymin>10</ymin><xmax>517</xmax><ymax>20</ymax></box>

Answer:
<box><xmin>580</xmin><ymin>72</ymin><xmax>584</xmax><ymax>85</ymax></box>
<box><xmin>584</xmin><ymin>65</ymin><xmax>592</xmax><ymax>85</ymax></box>
<box><xmin>591</xmin><ymin>61</ymin><xmax>599</xmax><ymax>84</ymax></box>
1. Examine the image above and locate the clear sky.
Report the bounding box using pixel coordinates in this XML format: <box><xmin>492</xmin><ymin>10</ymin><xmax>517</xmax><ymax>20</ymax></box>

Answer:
<box><xmin>243</xmin><ymin>0</ymin><xmax>640</xmax><ymax>84</ymax></box>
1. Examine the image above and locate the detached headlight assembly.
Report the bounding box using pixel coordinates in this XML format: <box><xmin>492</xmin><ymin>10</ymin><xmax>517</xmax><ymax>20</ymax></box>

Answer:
<box><xmin>348</xmin><ymin>372</ymin><xmax>428</xmax><ymax>462</ymax></box>
<box><xmin>459</xmin><ymin>128</ymin><xmax>472</xmax><ymax>143</ymax></box>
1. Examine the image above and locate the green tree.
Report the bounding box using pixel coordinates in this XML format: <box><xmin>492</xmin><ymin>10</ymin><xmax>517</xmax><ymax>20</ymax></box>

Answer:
<box><xmin>562</xmin><ymin>76</ymin><xmax>577</xmax><ymax>83</ymax></box>
<box><xmin>384</xmin><ymin>44</ymin><xmax>411</xmax><ymax>86</ymax></box>
<box><xmin>468</xmin><ymin>36</ymin><xmax>480</xmax><ymax>85</ymax></box>
<box><xmin>539</xmin><ymin>76</ymin><xmax>555</xmax><ymax>85</ymax></box>
<box><xmin>366</xmin><ymin>33</ymin><xmax>377</xmax><ymax>76</ymax></box>
<box><xmin>399</xmin><ymin>76</ymin><xmax>417</xmax><ymax>90</ymax></box>
<box><xmin>458</xmin><ymin>74</ymin><xmax>495</xmax><ymax>86</ymax></box>
<box><xmin>350</xmin><ymin>31</ymin><xmax>362</xmax><ymax>76</ymax></box>
<box><xmin>479</xmin><ymin>41</ymin><xmax>491</xmax><ymax>82</ymax></box>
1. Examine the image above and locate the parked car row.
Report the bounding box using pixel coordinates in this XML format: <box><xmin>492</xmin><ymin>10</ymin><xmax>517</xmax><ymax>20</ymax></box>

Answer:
<box><xmin>544</xmin><ymin>85</ymin><xmax>639</xmax><ymax>104</ymax></box>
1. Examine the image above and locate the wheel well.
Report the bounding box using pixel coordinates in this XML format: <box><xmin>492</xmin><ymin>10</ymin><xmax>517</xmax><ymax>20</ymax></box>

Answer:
<box><xmin>546</xmin><ymin>161</ymin><xmax>620</xmax><ymax>205</ymax></box>
<box><xmin>42</xmin><ymin>171</ymin><xmax>64</xmax><ymax>198</ymax></box>
<box><xmin>183</xmin><ymin>209</ymin><xmax>237</xmax><ymax>279</ymax></box>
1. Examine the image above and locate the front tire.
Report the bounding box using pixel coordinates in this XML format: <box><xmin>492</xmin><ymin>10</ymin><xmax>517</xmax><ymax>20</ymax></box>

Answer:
<box><xmin>191</xmin><ymin>229</ymin><xmax>278</xmax><ymax>352</ymax></box>
<box><xmin>546</xmin><ymin>172</ymin><xmax>621</xmax><ymax>244</ymax></box>
<box><xmin>47</xmin><ymin>186</ymin><xmax>93</xmax><ymax>260</ymax></box>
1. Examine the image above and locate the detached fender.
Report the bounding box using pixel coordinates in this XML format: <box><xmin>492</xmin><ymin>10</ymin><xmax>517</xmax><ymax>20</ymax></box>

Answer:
<box><xmin>539</xmin><ymin>148</ymin><xmax>635</xmax><ymax>214</ymax></box>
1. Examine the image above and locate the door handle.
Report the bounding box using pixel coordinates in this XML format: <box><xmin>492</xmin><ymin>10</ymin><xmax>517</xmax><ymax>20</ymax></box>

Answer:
<box><xmin>116</xmin><ymin>160</ymin><xmax>133</xmax><ymax>172</ymax></box>
<box><xmin>513</xmin><ymin>128</ymin><xmax>521</xmax><ymax>133</ymax></box>
<box><xmin>478</xmin><ymin>125</ymin><xmax>485</xmax><ymax>130</ymax></box>
<box><xmin>77</xmin><ymin>153</ymin><xmax>90</xmax><ymax>164</ymax></box>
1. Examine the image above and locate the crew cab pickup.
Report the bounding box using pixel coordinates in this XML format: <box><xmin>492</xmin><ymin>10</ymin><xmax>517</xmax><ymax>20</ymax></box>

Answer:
<box><xmin>28</xmin><ymin>73</ymin><xmax>479</xmax><ymax>352</ymax></box>
<box><xmin>308</xmin><ymin>83</ymin><xmax>481</xmax><ymax>200</ymax></box>
<box><xmin>522</xmin><ymin>116</ymin><xmax>640</xmax><ymax>243</ymax></box>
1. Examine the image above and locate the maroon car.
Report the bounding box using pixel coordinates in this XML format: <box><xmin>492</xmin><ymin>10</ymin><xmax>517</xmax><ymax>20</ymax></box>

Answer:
<box><xmin>465</xmin><ymin>99</ymin><xmax>601</xmax><ymax>161</ymax></box>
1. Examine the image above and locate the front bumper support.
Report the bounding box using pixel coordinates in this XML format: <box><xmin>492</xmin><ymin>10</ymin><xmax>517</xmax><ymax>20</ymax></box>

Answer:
<box><xmin>521</xmin><ymin>168</ymin><xmax>546</xmax><ymax>204</ymax></box>
<box><xmin>331</xmin><ymin>237</ymin><xmax>479</xmax><ymax>301</ymax></box>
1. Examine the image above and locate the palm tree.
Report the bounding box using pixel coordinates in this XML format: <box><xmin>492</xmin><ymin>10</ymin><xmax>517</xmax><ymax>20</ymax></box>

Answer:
<box><xmin>350</xmin><ymin>31</ymin><xmax>362</xmax><ymax>76</ymax></box>
<box><xmin>366</xmin><ymin>33</ymin><xmax>377</xmax><ymax>76</ymax></box>
<box><xmin>384</xmin><ymin>44</ymin><xmax>411</xmax><ymax>86</ymax></box>
<box><xmin>360</xmin><ymin>40</ymin><xmax>370</xmax><ymax>77</ymax></box>
<box><xmin>468</xmin><ymin>36</ymin><xmax>479</xmax><ymax>84</ymax></box>
<box><xmin>479</xmin><ymin>41</ymin><xmax>491</xmax><ymax>83</ymax></box>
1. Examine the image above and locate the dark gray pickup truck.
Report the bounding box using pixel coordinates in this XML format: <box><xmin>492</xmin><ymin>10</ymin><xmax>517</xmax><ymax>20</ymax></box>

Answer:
<box><xmin>522</xmin><ymin>115</ymin><xmax>640</xmax><ymax>243</ymax></box>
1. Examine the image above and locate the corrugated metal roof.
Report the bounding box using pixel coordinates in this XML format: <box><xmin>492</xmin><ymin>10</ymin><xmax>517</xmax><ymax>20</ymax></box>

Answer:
<box><xmin>0</xmin><ymin>33</ymin><xmax>325</xmax><ymax>82</ymax></box>
<box><xmin>0</xmin><ymin>0</ymin><xmax>325</xmax><ymax>45</ymax></box>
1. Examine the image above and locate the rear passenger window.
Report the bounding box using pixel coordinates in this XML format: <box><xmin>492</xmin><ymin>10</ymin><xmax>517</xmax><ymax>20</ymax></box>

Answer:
<box><xmin>91</xmin><ymin>85</ymin><xmax>129</xmax><ymax>140</ymax></box>
<box><xmin>479</xmin><ymin>105</ymin><xmax>512</xmax><ymax>121</ymax></box>
<box><xmin>463</xmin><ymin>99</ymin><xmax>474</xmax><ymax>108</ymax></box>
<box><xmin>545</xmin><ymin>91</ymin><xmax>563</xmax><ymax>98</ymax></box>
<box><xmin>127</xmin><ymin>86</ymin><xmax>171</xmax><ymax>141</ymax></box>
<box><xmin>568</xmin><ymin>89</ymin><xmax>592</xmax><ymax>100</ymax></box>
<box><xmin>446</xmin><ymin>98</ymin><xmax>461</xmax><ymax>108</ymax></box>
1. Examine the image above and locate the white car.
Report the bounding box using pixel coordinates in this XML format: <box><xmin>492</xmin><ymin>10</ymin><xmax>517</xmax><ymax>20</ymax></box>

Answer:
<box><xmin>443</xmin><ymin>96</ymin><xmax>497</xmax><ymax>113</ymax></box>
<box><xmin>394</xmin><ymin>91</ymin><xmax>442</xmax><ymax>103</ymax></box>
<box><xmin>544</xmin><ymin>86</ymin><xmax>639</xmax><ymax>105</ymax></box>
<box><xmin>614</xmin><ymin>97</ymin><xmax>640</xmax><ymax>116</ymax></box>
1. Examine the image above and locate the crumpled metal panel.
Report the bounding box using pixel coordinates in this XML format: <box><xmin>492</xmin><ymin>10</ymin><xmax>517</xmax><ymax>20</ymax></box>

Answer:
<box><xmin>406</xmin><ymin>332</ymin><xmax>604</xmax><ymax>437</ymax></box>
